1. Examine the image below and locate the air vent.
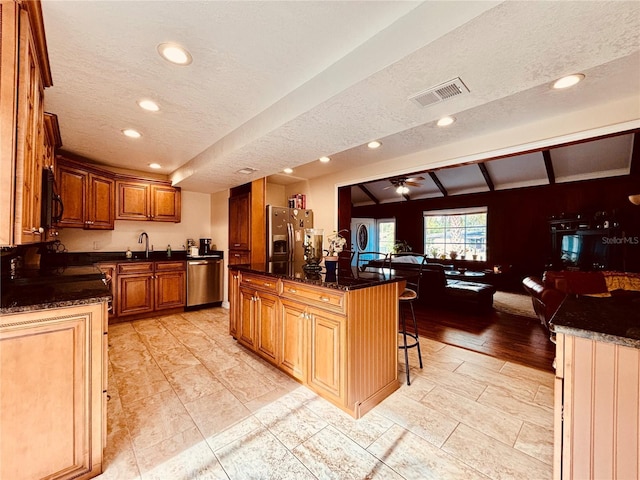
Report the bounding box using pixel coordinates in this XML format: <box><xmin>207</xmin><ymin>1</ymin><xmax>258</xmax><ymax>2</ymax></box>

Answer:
<box><xmin>409</xmin><ymin>77</ymin><xmax>469</xmax><ymax>108</ymax></box>
<box><xmin>237</xmin><ymin>167</ymin><xmax>258</xmax><ymax>175</ymax></box>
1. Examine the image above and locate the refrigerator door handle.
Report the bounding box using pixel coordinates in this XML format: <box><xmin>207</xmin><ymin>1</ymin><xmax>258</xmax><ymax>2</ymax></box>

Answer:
<box><xmin>287</xmin><ymin>222</ymin><xmax>294</xmax><ymax>262</ymax></box>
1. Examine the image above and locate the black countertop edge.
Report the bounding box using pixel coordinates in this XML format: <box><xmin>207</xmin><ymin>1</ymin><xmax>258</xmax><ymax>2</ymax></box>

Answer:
<box><xmin>39</xmin><ymin>249</ymin><xmax>211</xmax><ymax>266</ymax></box>
<box><xmin>229</xmin><ymin>262</ymin><xmax>404</xmax><ymax>291</ymax></box>
<box><xmin>1</xmin><ymin>293</ymin><xmax>112</xmax><ymax>315</ymax></box>
<box><xmin>550</xmin><ymin>295</ymin><xmax>640</xmax><ymax>349</ymax></box>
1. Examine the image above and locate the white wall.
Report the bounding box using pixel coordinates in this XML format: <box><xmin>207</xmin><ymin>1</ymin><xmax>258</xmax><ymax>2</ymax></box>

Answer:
<box><xmin>57</xmin><ymin>190</ymin><xmax>212</xmax><ymax>253</ymax></box>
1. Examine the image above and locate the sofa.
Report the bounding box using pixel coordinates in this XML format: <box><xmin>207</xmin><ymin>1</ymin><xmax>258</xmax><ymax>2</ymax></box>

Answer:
<box><xmin>522</xmin><ymin>270</ymin><xmax>640</xmax><ymax>337</ymax></box>
<box><xmin>366</xmin><ymin>256</ymin><xmax>496</xmax><ymax>312</ymax></box>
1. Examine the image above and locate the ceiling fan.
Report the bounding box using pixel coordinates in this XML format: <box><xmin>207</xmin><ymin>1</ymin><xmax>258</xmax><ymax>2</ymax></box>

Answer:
<box><xmin>384</xmin><ymin>176</ymin><xmax>425</xmax><ymax>194</ymax></box>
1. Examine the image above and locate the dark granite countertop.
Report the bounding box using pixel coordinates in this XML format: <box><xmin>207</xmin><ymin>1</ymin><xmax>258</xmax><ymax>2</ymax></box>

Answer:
<box><xmin>1</xmin><ymin>265</ymin><xmax>111</xmax><ymax>314</ymax></box>
<box><xmin>550</xmin><ymin>295</ymin><xmax>640</xmax><ymax>348</ymax></box>
<box><xmin>229</xmin><ymin>261</ymin><xmax>404</xmax><ymax>291</ymax></box>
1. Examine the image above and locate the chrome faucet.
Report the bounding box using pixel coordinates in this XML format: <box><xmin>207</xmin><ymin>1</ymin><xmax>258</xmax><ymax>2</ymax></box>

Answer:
<box><xmin>138</xmin><ymin>232</ymin><xmax>149</xmax><ymax>258</ymax></box>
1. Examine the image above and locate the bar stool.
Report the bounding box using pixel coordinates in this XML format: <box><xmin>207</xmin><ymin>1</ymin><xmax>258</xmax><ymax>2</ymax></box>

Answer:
<box><xmin>387</xmin><ymin>253</ymin><xmax>425</xmax><ymax>385</ymax></box>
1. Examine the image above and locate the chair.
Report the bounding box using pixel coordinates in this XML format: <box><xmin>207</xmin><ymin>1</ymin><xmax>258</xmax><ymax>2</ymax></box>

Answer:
<box><xmin>355</xmin><ymin>251</ymin><xmax>388</xmax><ymax>271</ymax></box>
<box><xmin>386</xmin><ymin>253</ymin><xmax>425</xmax><ymax>385</ymax></box>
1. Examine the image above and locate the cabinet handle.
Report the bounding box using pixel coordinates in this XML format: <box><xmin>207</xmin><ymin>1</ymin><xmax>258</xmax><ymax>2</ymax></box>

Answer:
<box><xmin>31</xmin><ymin>227</ymin><xmax>44</xmax><ymax>234</ymax></box>
<box><xmin>263</xmin><ymin>282</ymin><xmax>271</xmax><ymax>287</ymax></box>
<box><xmin>234</xmin><ymin>243</ymin><xmax>241</xmax><ymax>247</ymax></box>
<box><xmin>234</xmin><ymin>253</ymin><xmax>241</xmax><ymax>257</ymax></box>
<box><xmin>319</xmin><ymin>296</ymin><xmax>330</xmax><ymax>302</ymax></box>
<box><xmin>288</xmin><ymin>288</ymin><xmax>297</xmax><ymax>293</ymax></box>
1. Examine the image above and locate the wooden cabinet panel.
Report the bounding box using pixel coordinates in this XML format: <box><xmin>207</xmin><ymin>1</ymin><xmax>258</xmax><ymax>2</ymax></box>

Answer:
<box><xmin>155</xmin><ymin>269</ymin><xmax>185</xmax><ymax>310</ymax></box>
<box><xmin>116</xmin><ymin>180</ymin><xmax>180</xmax><ymax>222</ymax></box>
<box><xmin>308</xmin><ymin>308</ymin><xmax>344</xmax><ymax>403</ymax></box>
<box><xmin>238</xmin><ymin>287</ymin><xmax>256</xmax><ymax>349</ymax></box>
<box><xmin>57</xmin><ymin>163</ymin><xmax>87</xmax><ymax>228</ymax></box>
<box><xmin>255</xmin><ymin>292</ymin><xmax>278</xmax><ymax>362</ymax></box>
<box><xmin>229</xmin><ymin>249</ymin><xmax>251</xmax><ymax>265</ymax></box>
<box><xmin>229</xmin><ymin>270</ymin><xmax>241</xmax><ymax>337</ymax></box>
<box><xmin>281</xmin><ymin>280</ymin><xmax>345</xmax><ymax>314</ymax></box>
<box><xmin>229</xmin><ymin>193</ymin><xmax>250</xmax><ymax>249</ymax></box>
<box><xmin>280</xmin><ymin>299</ymin><xmax>306</xmax><ymax>381</ymax></box>
<box><xmin>87</xmin><ymin>173</ymin><xmax>114</xmax><ymax>229</ymax></box>
<box><xmin>117</xmin><ymin>273</ymin><xmax>154</xmax><ymax>316</ymax></box>
<box><xmin>0</xmin><ymin>302</ymin><xmax>106</xmax><ymax>480</ymax></box>
<box><xmin>116</xmin><ymin>180</ymin><xmax>149</xmax><ymax>220</ymax></box>
<box><xmin>151</xmin><ymin>184</ymin><xmax>181</xmax><ymax>222</ymax></box>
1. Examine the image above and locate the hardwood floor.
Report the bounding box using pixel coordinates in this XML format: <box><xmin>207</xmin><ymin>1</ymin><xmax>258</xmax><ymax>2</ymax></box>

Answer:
<box><xmin>410</xmin><ymin>300</ymin><xmax>556</xmax><ymax>372</ymax></box>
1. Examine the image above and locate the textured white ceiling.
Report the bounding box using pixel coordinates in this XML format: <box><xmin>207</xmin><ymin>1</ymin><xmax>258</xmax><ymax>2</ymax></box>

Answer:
<box><xmin>40</xmin><ymin>1</ymin><xmax>640</xmax><ymax>193</ymax></box>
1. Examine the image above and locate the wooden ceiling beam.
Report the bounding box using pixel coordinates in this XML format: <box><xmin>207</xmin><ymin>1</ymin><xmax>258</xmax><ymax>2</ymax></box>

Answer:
<box><xmin>478</xmin><ymin>163</ymin><xmax>494</xmax><ymax>191</ymax></box>
<box><xmin>429</xmin><ymin>172</ymin><xmax>448</xmax><ymax>196</ymax></box>
<box><xmin>630</xmin><ymin>131</ymin><xmax>640</xmax><ymax>176</ymax></box>
<box><xmin>543</xmin><ymin>150</ymin><xmax>556</xmax><ymax>184</ymax></box>
<box><xmin>357</xmin><ymin>184</ymin><xmax>380</xmax><ymax>204</ymax></box>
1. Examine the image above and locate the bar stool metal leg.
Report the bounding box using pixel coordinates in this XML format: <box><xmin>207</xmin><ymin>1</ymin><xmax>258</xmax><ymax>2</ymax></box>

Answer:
<box><xmin>399</xmin><ymin>298</ymin><xmax>423</xmax><ymax>385</ymax></box>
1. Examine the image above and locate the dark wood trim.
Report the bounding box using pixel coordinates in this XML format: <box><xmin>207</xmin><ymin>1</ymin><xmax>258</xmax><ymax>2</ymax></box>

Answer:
<box><xmin>542</xmin><ymin>150</ymin><xmax>555</xmax><ymax>184</ymax></box>
<box><xmin>478</xmin><ymin>163</ymin><xmax>494</xmax><ymax>191</ymax></box>
<box><xmin>630</xmin><ymin>132</ymin><xmax>640</xmax><ymax>176</ymax></box>
<box><xmin>429</xmin><ymin>172</ymin><xmax>447</xmax><ymax>196</ymax></box>
<box><xmin>357</xmin><ymin>184</ymin><xmax>379</xmax><ymax>204</ymax></box>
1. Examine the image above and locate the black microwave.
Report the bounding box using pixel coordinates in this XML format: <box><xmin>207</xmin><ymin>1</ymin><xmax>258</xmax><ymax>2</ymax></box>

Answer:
<box><xmin>41</xmin><ymin>167</ymin><xmax>63</xmax><ymax>228</ymax></box>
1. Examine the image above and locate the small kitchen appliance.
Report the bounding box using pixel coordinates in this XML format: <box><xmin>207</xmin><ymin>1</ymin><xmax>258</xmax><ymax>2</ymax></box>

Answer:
<box><xmin>199</xmin><ymin>238</ymin><xmax>212</xmax><ymax>256</ymax></box>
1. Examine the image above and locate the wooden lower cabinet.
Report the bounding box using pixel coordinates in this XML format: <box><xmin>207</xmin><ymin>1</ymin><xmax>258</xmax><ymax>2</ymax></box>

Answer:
<box><xmin>554</xmin><ymin>333</ymin><xmax>640</xmax><ymax>479</ymax></box>
<box><xmin>116</xmin><ymin>261</ymin><xmax>185</xmax><ymax>317</ymax></box>
<box><xmin>0</xmin><ymin>301</ymin><xmax>107</xmax><ymax>480</ymax></box>
<box><xmin>229</xmin><ymin>270</ymin><xmax>241</xmax><ymax>337</ymax></box>
<box><xmin>230</xmin><ymin>269</ymin><xmax>402</xmax><ymax>418</ymax></box>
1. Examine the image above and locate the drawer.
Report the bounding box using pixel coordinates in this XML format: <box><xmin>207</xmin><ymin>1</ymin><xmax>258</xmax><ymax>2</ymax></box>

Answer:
<box><xmin>240</xmin><ymin>274</ymin><xmax>279</xmax><ymax>294</ymax></box>
<box><xmin>281</xmin><ymin>280</ymin><xmax>345</xmax><ymax>313</ymax></box>
<box><xmin>117</xmin><ymin>262</ymin><xmax>153</xmax><ymax>274</ymax></box>
<box><xmin>155</xmin><ymin>260</ymin><xmax>186</xmax><ymax>272</ymax></box>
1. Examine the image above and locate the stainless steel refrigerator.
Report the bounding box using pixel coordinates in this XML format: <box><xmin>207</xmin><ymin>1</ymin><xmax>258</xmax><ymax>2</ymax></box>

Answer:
<box><xmin>267</xmin><ymin>205</ymin><xmax>314</xmax><ymax>262</ymax></box>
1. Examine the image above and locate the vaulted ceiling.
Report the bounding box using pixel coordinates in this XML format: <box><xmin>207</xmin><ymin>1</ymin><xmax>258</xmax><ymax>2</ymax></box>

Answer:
<box><xmin>350</xmin><ymin>131</ymin><xmax>639</xmax><ymax>206</ymax></box>
<box><xmin>40</xmin><ymin>1</ymin><xmax>640</xmax><ymax>193</ymax></box>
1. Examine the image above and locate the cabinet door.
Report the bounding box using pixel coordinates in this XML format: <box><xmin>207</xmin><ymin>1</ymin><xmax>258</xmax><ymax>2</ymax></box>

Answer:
<box><xmin>87</xmin><ymin>173</ymin><xmax>114</xmax><ymax>229</ymax></box>
<box><xmin>255</xmin><ymin>292</ymin><xmax>278</xmax><ymax>363</ymax></box>
<box><xmin>0</xmin><ymin>303</ymin><xmax>105</xmax><ymax>480</ymax></box>
<box><xmin>56</xmin><ymin>161</ymin><xmax>87</xmax><ymax>228</ymax></box>
<box><xmin>228</xmin><ymin>249</ymin><xmax>251</xmax><ymax>265</ymax></box>
<box><xmin>117</xmin><ymin>274</ymin><xmax>154</xmax><ymax>316</ymax></box>
<box><xmin>238</xmin><ymin>287</ymin><xmax>256</xmax><ymax>349</ymax></box>
<box><xmin>229</xmin><ymin>271</ymin><xmax>241</xmax><ymax>337</ymax></box>
<box><xmin>229</xmin><ymin>193</ymin><xmax>250</xmax><ymax>249</ymax></box>
<box><xmin>151</xmin><ymin>184</ymin><xmax>181</xmax><ymax>222</ymax></box>
<box><xmin>308</xmin><ymin>308</ymin><xmax>345</xmax><ymax>403</ymax></box>
<box><xmin>280</xmin><ymin>299</ymin><xmax>306</xmax><ymax>381</ymax></box>
<box><xmin>14</xmin><ymin>9</ymin><xmax>45</xmax><ymax>244</ymax></box>
<box><xmin>155</xmin><ymin>270</ymin><xmax>186</xmax><ymax>310</ymax></box>
<box><xmin>116</xmin><ymin>180</ymin><xmax>149</xmax><ymax>220</ymax></box>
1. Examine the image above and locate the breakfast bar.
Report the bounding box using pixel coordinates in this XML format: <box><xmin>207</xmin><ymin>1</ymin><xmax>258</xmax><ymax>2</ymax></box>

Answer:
<box><xmin>228</xmin><ymin>261</ymin><xmax>406</xmax><ymax>418</ymax></box>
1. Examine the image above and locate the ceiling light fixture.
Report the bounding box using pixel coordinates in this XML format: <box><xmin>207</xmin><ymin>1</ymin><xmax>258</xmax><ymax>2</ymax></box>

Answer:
<box><xmin>237</xmin><ymin>167</ymin><xmax>257</xmax><ymax>175</ymax></box>
<box><xmin>368</xmin><ymin>141</ymin><xmax>382</xmax><ymax>149</ymax></box>
<box><xmin>157</xmin><ymin>42</ymin><xmax>192</xmax><ymax>66</ymax></box>
<box><xmin>149</xmin><ymin>163</ymin><xmax>161</xmax><ymax>169</ymax></box>
<box><xmin>283</xmin><ymin>168</ymin><xmax>293</xmax><ymax>174</ymax></box>
<box><xmin>138</xmin><ymin>99</ymin><xmax>160</xmax><ymax>112</ymax></box>
<box><xmin>122</xmin><ymin>128</ymin><xmax>141</xmax><ymax>138</ymax></box>
<box><xmin>437</xmin><ymin>116</ymin><xmax>456</xmax><ymax>127</ymax></box>
<box><xmin>319</xmin><ymin>156</ymin><xmax>331</xmax><ymax>163</ymax></box>
<box><xmin>396</xmin><ymin>185</ymin><xmax>409</xmax><ymax>195</ymax></box>
<box><xmin>552</xmin><ymin>74</ymin><xmax>585</xmax><ymax>89</ymax></box>
<box><xmin>629</xmin><ymin>194</ymin><xmax>640</xmax><ymax>205</ymax></box>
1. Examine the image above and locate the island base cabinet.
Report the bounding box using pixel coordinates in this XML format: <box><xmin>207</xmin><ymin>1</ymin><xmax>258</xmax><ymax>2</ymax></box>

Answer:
<box><xmin>555</xmin><ymin>333</ymin><xmax>640</xmax><ymax>480</ymax></box>
<box><xmin>0</xmin><ymin>302</ymin><xmax>106</xmax><ymax>480</ymax></box>
<box><xmin>307</xmin><ymin>308</ymin><xmax>345</xmax><ymax>404</ymax></box>
<box><xmin>279</xmin><ymin>300</ymin><xmax>306</xmax><ymax>381</ymax></box>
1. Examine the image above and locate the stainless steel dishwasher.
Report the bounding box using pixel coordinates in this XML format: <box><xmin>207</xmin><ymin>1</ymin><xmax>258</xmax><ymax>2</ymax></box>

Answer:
<box><xmin>186</xmin><ymin>255</ymin><xmax>224</xmax><ymax>307</ymax></box>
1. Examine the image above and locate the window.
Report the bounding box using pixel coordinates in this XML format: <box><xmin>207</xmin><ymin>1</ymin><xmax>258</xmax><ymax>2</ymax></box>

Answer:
<box><xmin>377</xmin><ymin>218</ymin><xmax>396</xmax><ymax>254</ymax></box>
<box><xmin>424</xmin><ymin>207</ymin><xmax>487</xmax><ymax>260</ymax></box>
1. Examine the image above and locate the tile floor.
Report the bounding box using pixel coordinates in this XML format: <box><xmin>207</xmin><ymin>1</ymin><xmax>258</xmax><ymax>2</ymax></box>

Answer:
<box><xmin>100</xmin><ymin>307</ymin><xmax>554</xmax><ymax>480</ymax></box>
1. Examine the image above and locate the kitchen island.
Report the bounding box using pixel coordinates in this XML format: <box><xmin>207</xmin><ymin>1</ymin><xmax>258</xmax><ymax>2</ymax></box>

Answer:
<box><xmin>1</xmin><ymin>265</ymin><xmax>110</xmax><ymax>480</ymax></box>
<box><xmin>550</xmin><ymin>295</ymin><xmax>640</xmax><ymax>480</ymax></box>
<box><xmin>229</xmin><ymin>261</ymin><xmax>406</xmax><ymax>418</ymax></box>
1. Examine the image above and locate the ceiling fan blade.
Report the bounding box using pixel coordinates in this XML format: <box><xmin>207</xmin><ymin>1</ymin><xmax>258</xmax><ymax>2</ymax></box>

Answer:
<box><xmin>406</xmin><ymin>176</ymin><xmax>425</xmax><ymax>182</ymax></box>
<box><xmin>405</xmin><ymin>181</ymin><xmax>421</xmax><ymax>187</ymax></box>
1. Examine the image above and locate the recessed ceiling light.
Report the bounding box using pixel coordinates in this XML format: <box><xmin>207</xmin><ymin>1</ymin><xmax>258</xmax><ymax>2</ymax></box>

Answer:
<box><xmin>283</xmin><ymin>168</ymin><xmax>293</xmax><ymax>174</ymax></box>
<box><xmin>552</xmin><ymin>74</ymin><xmax>585</xmax><ymax>89</ymax></box>
<box><xmin>138</xmin><ymin>99</ymin><xmax>160</xmax><ymax>112</ymax></box>
<box><xmin>437</xmin><ymin>116</ymin><xmax>456</xmax><ymax>127</ymax></box>
<box><xmin>157</xmin><ymin>42</ymin><xmax>192</xmax><ymax>65</ymax></box>
<box><xmin>149</xmin><ymin>163</ymin><xmax>162</xmax><ymax>169</ymax></box>
<box><xmin>319</xmin><ymin>156</ymin><xmax>331</xmax><ymax>163</ymax></box>
<box><xmin>368</xmin><ymin>141</ymin><xmax>382</xmax><ymax>149</ymax></box>
<box><xmin>122</xmin><ymin>129</ymin><xmax>141</xmax><ymax>138</ymax></box>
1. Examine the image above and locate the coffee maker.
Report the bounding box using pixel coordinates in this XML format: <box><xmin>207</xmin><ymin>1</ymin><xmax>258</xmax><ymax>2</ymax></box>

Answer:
<box><xmin>199</xmin><ymin>238</ymin><xmax>212</xmax><ymax>256</ymax></box>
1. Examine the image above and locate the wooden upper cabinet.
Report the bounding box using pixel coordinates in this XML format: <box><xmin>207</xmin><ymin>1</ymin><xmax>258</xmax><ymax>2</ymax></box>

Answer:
<box><xmin>229</xmin><ymin>193</ymin><xmax>250</xmax><ymax>249</ymax></box>
<box><xmin>56</xmin><ymin>157</ymin><xmax>114</xmax><ymax>230</ymax></box>
<box><xmin>116</xmin><ymin>179</ymin><xmax>181</xmax><ymax>222</ymax></box>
